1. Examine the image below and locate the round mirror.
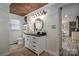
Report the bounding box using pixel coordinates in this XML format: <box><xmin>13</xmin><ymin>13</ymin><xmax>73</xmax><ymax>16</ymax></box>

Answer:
<box><xmin>34</xmin><ymin>18</ymin><xmax>44</xmax><ymax>32</ymax></box>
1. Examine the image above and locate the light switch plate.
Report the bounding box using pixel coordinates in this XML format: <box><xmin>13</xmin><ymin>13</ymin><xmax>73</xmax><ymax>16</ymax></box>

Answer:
<box><xmin>51</xmin><ymin>25</ymin><xmax>56</xmax><ymax>29</ymax></box>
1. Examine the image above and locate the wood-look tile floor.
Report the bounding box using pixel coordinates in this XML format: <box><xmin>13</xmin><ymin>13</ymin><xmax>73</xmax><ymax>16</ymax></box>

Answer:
<box><xmin>8</xmin><ymin>44</ymin><xmax>52</xmax><ymax>56</ymax></box>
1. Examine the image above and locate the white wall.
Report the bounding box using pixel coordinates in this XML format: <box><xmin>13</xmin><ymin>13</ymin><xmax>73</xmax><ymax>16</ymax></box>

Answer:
<box><xmin>0</xmin><ymin>4</ymin><xmax>10</xmax><ymax>55</ymax></box>
<box><xmin>9</xmin><ymin>13</ymin><xmax>24</xmax><ymax>44</ymax></box>
<box><xmin>25</xmin><ymin>3</ymin><xmax>68</xmax><ymax>55</ymax></box>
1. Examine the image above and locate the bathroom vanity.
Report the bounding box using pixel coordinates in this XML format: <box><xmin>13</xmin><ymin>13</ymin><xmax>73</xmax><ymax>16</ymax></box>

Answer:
<box><xmin>24</xmin><ymin>33</ymin><xmax>46</xmax><ymax>55</ymax></box>
<box><xmin>23</xmin><ymin>15</ymin><xmax>47</xmax><ymax>55</ymax></box>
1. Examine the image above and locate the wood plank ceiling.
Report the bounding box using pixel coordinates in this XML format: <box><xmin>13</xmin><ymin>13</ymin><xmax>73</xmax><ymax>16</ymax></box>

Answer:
<box><xmin>10</xmin><ymin>3</ymin><xmax>47</xmax><ymax>16</ymax></box>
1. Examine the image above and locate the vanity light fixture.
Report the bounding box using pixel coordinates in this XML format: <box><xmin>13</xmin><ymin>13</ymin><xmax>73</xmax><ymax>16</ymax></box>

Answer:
<box><xmin>43</xmin><ymin>10</ymin><xmax>47</xmax><ymax>15</ymax></box>
<box><xmin>24</xmin><ymin>16</ymin><xmax>27</xmax><ymax>22</ymax></box>
<box><xmin>40</xmin><ymin>11</ymin><xmax>43</xmax><ymax>15</ymax></box>
<box><xmin>31</xmin><ymin>9</ymin><xmax>47</xmax><ymax>18</ymax></box>
<box><xmin>33</xmin><ymin>14</ymin><xmax>35</xmax><ymax>18</ymax></box>
<box><xmin>36</xmin><ymin>13</ymin><xmax>38</xmax><ymax>17</ymax></box>
<box><xmin>24</xmin><ymin>16</ymin><xmax>28</xmax><ymax>24</ymax></box>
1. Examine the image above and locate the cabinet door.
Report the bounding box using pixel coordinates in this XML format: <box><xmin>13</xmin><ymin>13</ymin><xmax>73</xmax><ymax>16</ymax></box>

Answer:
<box><xmin>25</xmin><ymin>38</ymin><xmax>29</xmax><ymax>48</ymax></box>
<box><xmin>25</xmin><ymin>35</ymin><xmax>30</xmax><ymax>48</ymax></box>
<box><xmin>40</xmin><ymin>36</ymin><xmax>46</xmax><ymax>50</ymax></box>
<box><xmin>37</xmin><ymin>36</ymin><xmax>46</xmax><ymax>53</ymax></box>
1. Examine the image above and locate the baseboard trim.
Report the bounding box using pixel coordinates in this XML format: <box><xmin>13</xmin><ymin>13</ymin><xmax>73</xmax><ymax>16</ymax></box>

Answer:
<box><xmin>45</xmin><ymin>49</ymin><xmax>59</xmax><ymax>56</ymax></box>
<box><xmin>0</xmin><ymin>51</ymin><xmax>10</xmax><ymax>56</ymax></box>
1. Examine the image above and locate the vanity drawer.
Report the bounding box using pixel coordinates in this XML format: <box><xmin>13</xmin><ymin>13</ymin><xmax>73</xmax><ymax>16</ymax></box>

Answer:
<box><xmin>31</xmin><ymin>37</ymin><xmax>40</xmax><ymax>41</ymax></box>
<box><xmin>30</xmin><ymin>43</ymin><xmax>40</xmax><ymax>50</ymax></box>
<box><xmin>29</xmin><ymin>42</ymin><xmax>39</xmax><ymax>49</ymax></box>
<box><xmin>31</xmin><ymin>45</ymin><xmax>39</xmax><ymax>52</ymax></box>
<box><xmin>26</xmin><ymin>35</ymin><xmax>29</xmax><ymax>37</ymax></box>
<box><xmin>32</xmin><ymin>49</ymin><xmax>36</xmax><ymax>52</ymax></box>
<box><xmin>32</xmin><ymin>41</ymin><xmax>37</xmax><ymax>44</ymax></box>
<box><xmin>29</xmin><ymin>43</ymin><xmax>37</xmax><ymax>49</ymax></box>
<box><xmin>31</xmin><ymin>36</ymin><xmax>37</xmax><ymax>40</ymax></box>
<box><xmin>32</xmin><ymin>45</ymin><xmax>37</xmax><ymax>47</ymax></box>
<box><xmin>31</xmin><ymin>40</ymin><xmax>40</xmax><ymax>46</ymax></box>
<box><xmin>32</xmin><ymin>37</ymin><xmax>37</xmax><ymax>39</ymax></box>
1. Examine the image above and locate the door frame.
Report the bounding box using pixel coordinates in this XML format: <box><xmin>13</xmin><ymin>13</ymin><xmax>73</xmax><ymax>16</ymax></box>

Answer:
<box><xmin>58</xmin><ymin>3</ymin><xmax>72</xmax><ymax>55</ymax></box>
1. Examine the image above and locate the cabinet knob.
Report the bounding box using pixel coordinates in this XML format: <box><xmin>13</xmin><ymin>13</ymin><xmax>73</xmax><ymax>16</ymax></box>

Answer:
<box><xmin>32</xmin><ymin>45</ymin><xmax>36</xmax><ymax>47</ymax></box>
<box><xmin>32</xmin><ymin>41</ymin><xmax>36</xmax><ymax>43</ymax></box>
<box><xmin>33</xmin><ymin>37</ymin><xmax>36</xmax><ymax>39</ymax></box>
<box><xmin>32</xmin><ymin>49</ymin><xmax>36</xmax><ymax>51</ymax></box>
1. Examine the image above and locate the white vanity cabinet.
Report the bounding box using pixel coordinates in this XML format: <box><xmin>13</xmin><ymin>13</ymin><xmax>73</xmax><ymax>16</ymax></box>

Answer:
<box><xmin>25</xmin><ymin>35</ymin><xmax>46</xmax><ymax>55</ymax></box>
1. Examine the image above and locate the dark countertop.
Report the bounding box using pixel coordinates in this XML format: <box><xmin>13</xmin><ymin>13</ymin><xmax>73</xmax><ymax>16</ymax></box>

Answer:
<box><xmin>23</xmin><ymin>32</ymin><xmax>46</xmax><ymax>37</ymax></box>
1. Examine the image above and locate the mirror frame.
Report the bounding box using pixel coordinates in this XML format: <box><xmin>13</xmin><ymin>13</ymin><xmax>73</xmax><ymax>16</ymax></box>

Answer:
<box><xmin>34</xmin><ymin>18</ymin><xmax>44</xmax><ymax>32</ymax></box>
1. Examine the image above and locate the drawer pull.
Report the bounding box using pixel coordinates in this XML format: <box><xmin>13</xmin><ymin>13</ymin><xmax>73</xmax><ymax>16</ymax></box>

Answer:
<box><xmin>27</xmin><ymin>39</ymin><xmax>29</xmax><ymax>40</ymax></box>
<box><xmin>32</xmin><ymin>49</ymin><xmax>36</xmax><ymax>51</ymax></box>
<box><xmin>33</xmin><ymin>37</ymin><xmax>36</xmax><ymax>39</ymax></box>
<box><xmin>32</xmin><ymin>45</ymin><xmax>36</xmax><ymax>47</ymax></box>
<box><xmin>32</xmin><ymin>41</ymin><xmax>36</xmax><ymax>43</ymax></box>
<box><xmin>27</xmin><ymin>36</ymin><xmax>29</xmax><ymax>37</ymax></box>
